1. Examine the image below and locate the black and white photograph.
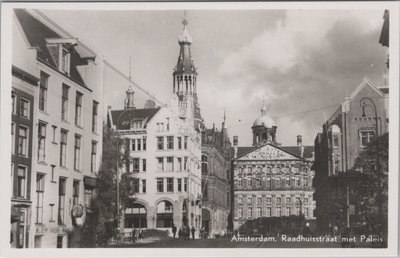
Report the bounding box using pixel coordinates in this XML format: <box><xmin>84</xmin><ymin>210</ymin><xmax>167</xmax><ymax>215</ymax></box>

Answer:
<box><xmin>1</xmin><ymin>2</ymin><xmax>399</xmax><ymax>257</ymax></box>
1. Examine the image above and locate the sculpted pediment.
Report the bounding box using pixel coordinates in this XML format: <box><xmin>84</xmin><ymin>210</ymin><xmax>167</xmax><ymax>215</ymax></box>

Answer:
<box><xmin>238</xmin><ymin>144</ymin><xmax>300</xmax><ymax>160</ymax></box>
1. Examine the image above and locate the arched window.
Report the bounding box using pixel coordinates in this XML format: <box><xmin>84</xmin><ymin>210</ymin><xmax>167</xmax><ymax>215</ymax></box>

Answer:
<box><xmin>201</xmin><ymin>154</ymin><xmax>208</xmax><ymax>175</ymax></box>
<box><xmin>156</xmin><ymin>201</ymin><xmax>173</xmax><ymax>228</ymax></box>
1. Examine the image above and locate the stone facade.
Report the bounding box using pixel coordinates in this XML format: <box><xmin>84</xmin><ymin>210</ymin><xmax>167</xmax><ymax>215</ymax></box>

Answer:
<box><xmin>232</xmin><ymin>104</ymin><xmax>315</xmax><ymax>232</ymax></box>
<box><xmin>108</xmin><ymin>16</ymin><xmax>203</xmax><ymax>238</ymax></box>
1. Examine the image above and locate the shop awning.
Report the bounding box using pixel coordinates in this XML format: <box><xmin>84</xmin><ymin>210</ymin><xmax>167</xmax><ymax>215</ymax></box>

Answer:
<box><xmin>84</xmin><ymin>176</ymin><xmax>97</xmax><ymax>188</ymax></box>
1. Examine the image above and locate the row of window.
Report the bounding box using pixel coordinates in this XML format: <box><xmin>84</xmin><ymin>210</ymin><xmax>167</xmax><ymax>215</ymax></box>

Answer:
<box><xmin>237</xmin><ymin>195</ymin><xmax>310</xmax><ymax>205</ymax></box>
<box><xmin>35</xmin><ymin>173</ymin><xmax>94</xmax><ymax>225</ymax></box>
<box><xmin>235</xmin><ymin>165</ymin><xmax>309</xmax><ymax>175</ymax></box>
<box><xmin>37</xmin><ymin>72</ymin><xmax>99</xmax><ymax>133</ymax></box>
<box><xmin>157</xmin><ymin>156</ymin><xmax>188</xmax><ymax>172</ymax></box>
<box><xmin>157</xmin><ymin>136</ymin><xmax>188</xmax><ymax>150</ymax></box>
<box><xmin>236</xmin><ymin>206</ymin><xmax>311</xmax><ymax>219</ymax></box>
<box><xmin>129</xmin><ymin>138</ymin><xmax>147</xmax><ymax>152</ymax></box>
<box><xmin>235</xmin><ymin>177</ymin><xmax>310</xmax><ymax>188</ymax></box>
<box><xmin>156</xmin><ymin>177</ymin><xmax>188</xmax><ymax>193</ymax></box>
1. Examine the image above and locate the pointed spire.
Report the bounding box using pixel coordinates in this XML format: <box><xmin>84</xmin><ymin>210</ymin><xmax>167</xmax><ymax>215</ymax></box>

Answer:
<box><xmin>261</xmin><ymin>98</ymin><xmax>269</xmax><ymax>116</ymax></box>
<box><xmin>125</xmin><ymin>56</ymin><xmax>135</xmax><ymax>109</ymax></box>
<box><xmin>178</xmin><ymin>10</ymin><xmax>192</xmax><ymax>44</ymax></box>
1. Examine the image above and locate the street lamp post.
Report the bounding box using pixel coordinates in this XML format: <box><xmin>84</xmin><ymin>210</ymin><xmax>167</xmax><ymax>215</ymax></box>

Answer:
<box><xmin>359</xmin><ymin>96</ymin><xmax>382</xmax><ymax>236</ymax></box>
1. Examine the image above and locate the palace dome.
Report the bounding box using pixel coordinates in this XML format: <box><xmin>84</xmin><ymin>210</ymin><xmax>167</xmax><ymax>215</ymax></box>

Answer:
<box><xmin>253</xmin><ymin>115</ymin><xmax>276</xmax><ymax>128</ymax></box>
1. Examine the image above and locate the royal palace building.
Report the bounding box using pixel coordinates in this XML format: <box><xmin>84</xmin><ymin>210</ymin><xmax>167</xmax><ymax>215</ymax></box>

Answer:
<box><xmin>232</xmin><ymin>103</ymin><xmax>316</xmax><ymax>232</ymax></box>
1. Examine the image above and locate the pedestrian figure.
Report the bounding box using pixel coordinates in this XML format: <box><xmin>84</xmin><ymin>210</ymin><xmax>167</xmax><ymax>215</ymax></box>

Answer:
<box><xmin>172</xmin><ymin>224</ymin><xmax>177</xmax><ymax>239</ymax></box>
<box><xmin>178</xmin><ymin>228</ymin><xmax>182</xmax><ymax>238</ymax></box>
<box><xmin>191</xmin><ymin>225</ymin><xmax>196</xmax><ymax>240</ymax></box>
<box><xmin>139</xmin><ymin>228</ymin><xmax>143</xmax><ymax>242</ymax></box>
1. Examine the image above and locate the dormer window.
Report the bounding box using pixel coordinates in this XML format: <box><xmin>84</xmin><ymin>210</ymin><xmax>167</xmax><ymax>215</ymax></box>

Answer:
<box><xmin>61</xmin><ymin>47</ymin><xmax>70</xmax><ymax>75</ymax></box>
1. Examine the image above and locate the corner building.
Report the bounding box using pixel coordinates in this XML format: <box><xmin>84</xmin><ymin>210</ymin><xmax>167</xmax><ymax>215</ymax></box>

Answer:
<box><xmin>12</xmin><ymin>10</ymin><xmax>104</xmax><ymax>248</ymax></box>
<box><xmin>232</xmin><ymin>104</ymin><xmax>316</xmax><ymax>232</ymax></box>
<box><xmin>108</xmin><ymin>17</ymin><xmax>203</xmax><ymax>237</ymax></box>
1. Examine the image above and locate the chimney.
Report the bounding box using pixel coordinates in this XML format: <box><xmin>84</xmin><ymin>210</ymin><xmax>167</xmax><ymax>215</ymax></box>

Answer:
<box><xmin>297</xmin><ymin>135</ymin><xmax>303</xmax><ymax>146</ymax></box>
<box><xmin>233</xmin><ymin>136</ymin><xmax>238</xmax><ymax>146</ymax></box>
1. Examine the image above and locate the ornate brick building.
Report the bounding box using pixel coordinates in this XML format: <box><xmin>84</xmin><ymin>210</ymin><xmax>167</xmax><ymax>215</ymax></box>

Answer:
<box><xmin>232</xmin><ymin>103</ymin><xmax>315</xmax><ymax>232</ymax></box>
<box><xmin>201</xmin><ymin>118</ymin><xmax>232</xmax><ymax>237</ymax></box>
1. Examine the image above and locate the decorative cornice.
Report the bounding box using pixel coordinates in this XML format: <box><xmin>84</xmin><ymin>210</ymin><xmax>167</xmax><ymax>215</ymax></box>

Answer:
<box><xmin>12</xmin><ymin>65</ymin><xmax>39</xmax><ymax>86</ymax></box>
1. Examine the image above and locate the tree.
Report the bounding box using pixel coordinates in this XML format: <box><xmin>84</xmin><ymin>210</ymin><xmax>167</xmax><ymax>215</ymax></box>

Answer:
<box><xmin>353</xmin><ymin>132</ymin><xmax>388</xmax><ymax>235</ymax></box>
<box><xmin>81</xmin><ymin>125</ymin><xmax>135</xmax><ymax>247</ymax></box>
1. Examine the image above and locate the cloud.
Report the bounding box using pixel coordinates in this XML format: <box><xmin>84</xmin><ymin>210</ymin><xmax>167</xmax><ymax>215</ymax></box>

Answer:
<box><xmin>202</xmin><ymin>9</ymin><xmax>387</xmax><ymax>146</ymax></box>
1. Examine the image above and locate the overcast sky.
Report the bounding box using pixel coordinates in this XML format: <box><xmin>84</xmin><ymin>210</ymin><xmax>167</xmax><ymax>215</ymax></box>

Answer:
<box><xmin>40</xmin><ymin>8</ymin><xmax>388</xmax><ymax>146</ymax></box>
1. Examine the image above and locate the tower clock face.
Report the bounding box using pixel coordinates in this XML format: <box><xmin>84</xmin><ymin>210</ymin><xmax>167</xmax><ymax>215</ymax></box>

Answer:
<box><xmin>179</xmin><ymin>108</ymin><xmax>186</xmax><ymax>117</ymax></box>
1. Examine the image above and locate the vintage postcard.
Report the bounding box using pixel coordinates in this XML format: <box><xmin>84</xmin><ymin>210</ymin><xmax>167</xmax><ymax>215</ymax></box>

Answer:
<box><xmin>0</xmin><ymin>1</ymin><xmax>399</xmax><ymax>257</ymax></box>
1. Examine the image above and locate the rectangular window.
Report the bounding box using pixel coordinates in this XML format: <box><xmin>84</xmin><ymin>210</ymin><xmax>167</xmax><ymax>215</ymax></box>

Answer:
<box><xmin>19</xmin><ymin>98</ymin><xmax>30</xmax><ymax>118</ymax></box>
<box><xmin>247</xmin><ymin>207</ymin><xmax>252</xmax><ymax>218</ymax></box>
<box><xmin>184</xmin><ymin>136</ymin><xmax>188</xmax><ymax>149</ymax></box>
<box><xmin>238</xmin><ymin>208</ymin><xmax>243</xmax><ymax>218</ymax></box>
<box><xmin>75</xmin><ymin>92</ymin><xmax>83</xmax><ymax>127</ymax></box>
<box><xmin>304</xmin><ymin>207</ymin><xmax>309</xmax><ymax>217</ymax></box>
<box><xmin>142</xmin><ymin>137</ymin><xmax>146</xmax><ymax>151</ymax></box>
<box><xmin>91</xmin><ymin>141</ymin><xmax>97</xmax><ymax>173</ymax></box>
<box><xmin>137</xmin><ymin>139</ymin><xmax>141</xmax><ymax>151</ymax></box>
<box><xmin>166</xmin><ymin>118</ymin><xmax>170</xmax><ymax>131</ymax></box>
<box><xmin>167</xmin><ymin>136</ymin><xmax>174</xmax><ymax>150</ymax></box>
<box><xmin>276</xmin><ymin>207</ymin><xmax>281</xmax><ymax>217</ymax></box>
<box><xmin>11</xmin><ymin>122</ymin><xmax>15</xmax><ymax>154</ymax></box>
<box><xmin>142</xmin><ymin>179</ymin><xmax>146</xmax><ymax>193</ymax></box>
<box><xmin>52</xmin><ymin>125</ymin><xmax>57</xmax><ymax>142</ymax></box>
<box><xmin>12</xmin><ymin>92</ymin><xmax>16</xmax><ymax>114</ymax></box>
<box><xmin>257</xmin><ymin>197</ymin><xmax>262</xmax><ymax>204</ymax></box>
<box><xmin>247</xmin><ymin>196</ymin><xmax>252</xmax><ymax>203</ymax></box>
<box><xmin>276</xmin><ymin>197</ymin><xmax>281</xmax><ymax>204</ymax></box>
<box><xmin>92</xmin><ymin>101</ymin><xmax>98</xmax><ymax>133</ymax></box>
<box><xmin>184</xmin><ymin>178</ymin><xmax>188</xmax><ymax>192</ymax></box>
<box><xmin>51</xmin><ymin>165</ymin><xmax>56</xmax><ymax>181</ymax></box>
<box><xmin>238</xmin><ymin>197</ymin><xmax>243</xmax><ymax>203</ymax></box>
<box><xmin>36</xmin><ymin>174</ymin><xmax>45</xmax><ymax>224</ymax></box>
<box><xmin>57</xmin><ymin>236</ymin><xmax>63</xmax><ymax>248</ymax></box>
<box><xmin>156</xmin><ymin>178</ymin><xmax>164</xmax><ymax>193</ymax></box>
<box><xmin>178</xmin><ymin>137</ymin><xmax>182</xmax><ymax>149</ymax></box>
<box><xmin>157</xmin><ymin>137</ymin><xmax>164</xmax><ymax>150</ymax></box>
<box><xmin>304</xmin><ymin>198</ymin><xmax>309</xmax><ymax>203</ymax></box>
<box><xmin>266</xmin><ymin>197</ymin><xmax>272</xmax><ymax>203</ymax></box>
<box><xmin>61</xmin><ymin>84</ymin><xmax>69</xmax><ymax>121</ymax></box>
<box><xmin>17</xmin><ymin>126</ymin><xmax>28</xmax><ymax>156</ymax></box>
<box><xmin>166</xmin><ymin>157</ymin><xmax>174</xmax><ymax>171</ymax></box>
<box><xmin>38</xmin><ymin>122</ymin><xmax>46</xmax><ymax>162</ymax></box>
<box><xmin>266</xmin><ymin>207</ymin><xmax>272</xmax><ymax>217</ymax></box>
<box><xmin>286</xmin><ymin>207</ymin><xmax>291</xmax><ymax>216</ymax></box>
<box><xmin>184</xmin><ymin>157</ymin><xmax>188</xmax><ymax>171</ymax></box>
<box><xmin>72</xmin><ymin>180</ymin><xmax>79</xmax><ymax>205</ymax></box>
<box><xmin>177</xmin><ymin>158</ymin><xmax>182</xmax><ymax>171</ymax></box>
<box><xmin>58</xmin><ymin>177</ymin><xmax>66</xmax><ymax>225</ymax></box>
<box><xmin>132</xmin><ymin>158</ymin><xmax>140</xmax><ymax>172</ymax></box>
<box><xmin>61</xmin><ymin>48</ymin><xmax>70</xmax><ymax>74</ymax></box>
<box><xmin>202</xmin><ymin>181</ymin><xmax>208</xmax><ymax>200</ymax></box>
<box><xmin>177</xmin><ymin>178</ymin><xmax>182</xmax><ymax>192</ymax></box>
<box><xmin>74</xmin><ymin>135</ymin><xmax>81</xmax><ymax>171</ymax></box>
<box><xmin>49</xmin><ymin>204</ymin><xmax>55</xmax><ymax>222</ymax></box>
<box><xmin>132</xmin><ymin>178</ymin><xmax>139</xmax><ymax>193</ymax></box>
<box><xmin>257</xmin><ymin>207</ymin><xmax>262</xmax><ymax>218</ymax></box>
<box><xmin>131</xmin><ymin>139</ymin><xmax>136</xmax><ymax>151</ymax></box>
<box><xmin>157</xmin><ymin>157</ymin><xmax>164</xmax><ymax>171</ymax></box>
<box><xmin>360</xmin><ymin>130</ymin><xmax>375</xmax><ymax>147</ymax></box>
<box><xmin>167</xmin><ymin>178</ymin><xmax>174</xmax><ymax>192</ymax></box>
<box><xmin>17</xmin><ymin>166</ymin><xmax>26</xmax><ymax>198</ymax></box>
<box><xmin>39</xmin><ymin>72</ymin><xmax>49</xmax><ymax>111</ymax></box>
<box><xmin>286</xmin><ymin>197</ymin><xmax>291</xmax><ymax>203</ymax></box>
<box><xmin>142</xmin><ymin>159</ymin><xmax>146</xmax><ymax>172</ymax></box>
<box><xmin>60</xmin><ymin>130</ymin><xmax>67</xmax><ymax>167</ymax></box>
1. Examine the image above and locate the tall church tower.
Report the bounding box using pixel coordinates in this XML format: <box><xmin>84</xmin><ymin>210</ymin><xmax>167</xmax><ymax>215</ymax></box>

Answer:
<box><xmin>173</xmin><ymin>14</ymin><xmax>202</xmax><ymax>129</ymax></box>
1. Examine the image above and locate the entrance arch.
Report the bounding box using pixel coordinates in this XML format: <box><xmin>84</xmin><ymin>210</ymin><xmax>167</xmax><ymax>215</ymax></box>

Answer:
<box><xmin>156</xmin><ymin>200</ymin><xmax>173</xmax><ymax>228</ymax></box>
<box><xmin>124</xmin><ymin>202</ymin><xmax>147</xmax><ymax>229</ymax></box>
